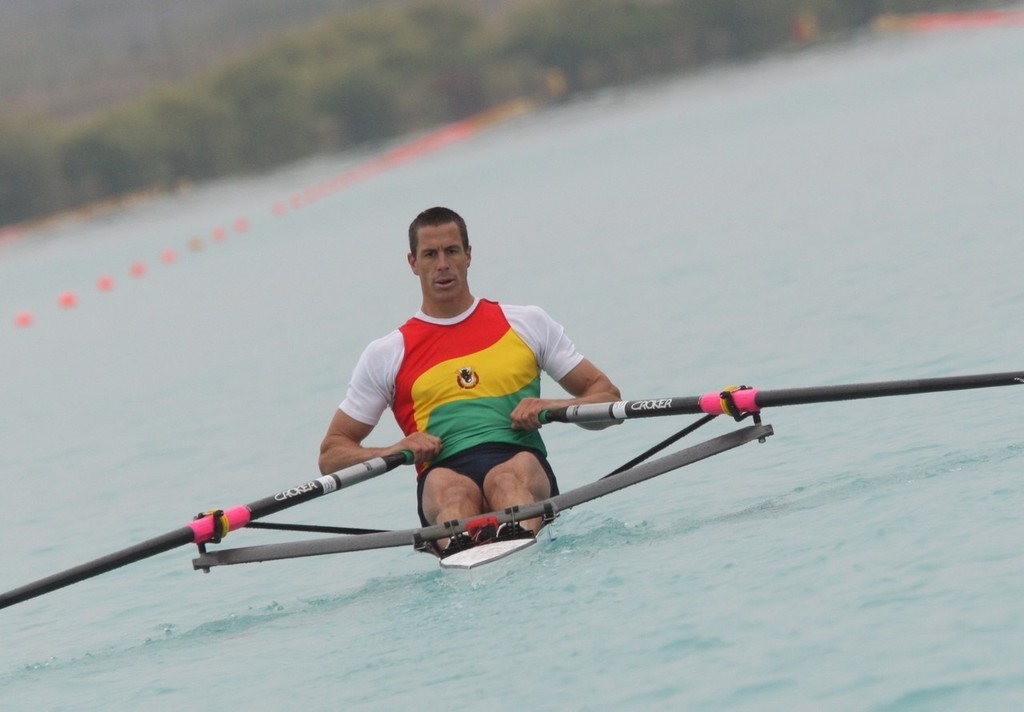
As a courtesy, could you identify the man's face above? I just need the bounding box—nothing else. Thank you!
[408,221,472,314]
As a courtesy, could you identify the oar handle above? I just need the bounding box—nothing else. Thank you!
[330,449,414,489]
[233,450,415,529]
[541,397,708,424]
[542,371,1024,424]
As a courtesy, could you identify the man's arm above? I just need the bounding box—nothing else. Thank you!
[318,409,442,475]
[509,358,621,431]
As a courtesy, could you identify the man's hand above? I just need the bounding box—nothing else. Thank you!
[510,397,558,431]
[394,431,443,463]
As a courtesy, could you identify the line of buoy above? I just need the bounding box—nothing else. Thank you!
[10,100,537,330]
[10,216,251,329]
[873,9,1024,32]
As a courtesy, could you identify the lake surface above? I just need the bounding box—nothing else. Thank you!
[2,21,1024,711]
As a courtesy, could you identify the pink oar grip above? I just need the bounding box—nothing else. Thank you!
[187,505,252,543]
[698,389,761,415]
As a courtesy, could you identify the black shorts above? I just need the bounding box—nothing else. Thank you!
[416,443,559,527]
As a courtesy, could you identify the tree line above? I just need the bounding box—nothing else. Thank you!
[0,0,996,227]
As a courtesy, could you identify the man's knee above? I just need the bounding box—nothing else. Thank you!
[422,469,483,521]
[485,454,549,502]
[442,482,483,509]
[484,466,522,491]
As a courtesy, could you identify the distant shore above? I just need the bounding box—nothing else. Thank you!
[0,1,1010,232]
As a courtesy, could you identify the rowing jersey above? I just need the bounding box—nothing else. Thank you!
[340,298,585,476]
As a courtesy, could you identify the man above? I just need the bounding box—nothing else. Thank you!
[319,207,620,554]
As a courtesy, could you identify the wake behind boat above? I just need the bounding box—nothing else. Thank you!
[2,370,1022,611]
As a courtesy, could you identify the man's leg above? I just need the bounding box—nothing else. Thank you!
[420,467,484,530]
[482,451,553,533]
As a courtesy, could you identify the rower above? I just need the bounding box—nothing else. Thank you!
[317,207,621,555]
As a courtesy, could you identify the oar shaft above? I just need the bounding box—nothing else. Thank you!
[0,527,194,610]
[755,372,1024,408]
[543,370,1024,423]
[0,451,413,611]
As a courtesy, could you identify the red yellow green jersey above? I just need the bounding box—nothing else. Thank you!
[340,298,584,476]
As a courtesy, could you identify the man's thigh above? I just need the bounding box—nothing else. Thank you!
[419,467,484,524]
[483,451,552,505]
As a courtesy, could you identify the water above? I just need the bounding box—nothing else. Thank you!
[3,24,1024,710]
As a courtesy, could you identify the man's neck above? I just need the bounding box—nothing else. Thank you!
[420,293,477,319]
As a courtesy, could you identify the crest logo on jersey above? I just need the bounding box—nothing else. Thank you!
[456,366,479,389]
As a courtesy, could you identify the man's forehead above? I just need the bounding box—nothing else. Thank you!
[416,223,463,248]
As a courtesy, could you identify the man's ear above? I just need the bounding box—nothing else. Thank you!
[408,252,418,274]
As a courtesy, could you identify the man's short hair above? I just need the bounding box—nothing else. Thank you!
[408,207,469,253]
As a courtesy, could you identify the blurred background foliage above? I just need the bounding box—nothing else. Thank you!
[0,0,1001,226]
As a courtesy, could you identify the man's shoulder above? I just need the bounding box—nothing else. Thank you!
[498,302,555,325]
[361,329,404,357]
[494,300,541,314]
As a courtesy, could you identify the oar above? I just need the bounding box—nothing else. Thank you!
[542,370,1024,425]
[0,451,412,610]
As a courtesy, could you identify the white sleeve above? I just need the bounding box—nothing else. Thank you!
[338,330,404,426]
[502,304,585,382]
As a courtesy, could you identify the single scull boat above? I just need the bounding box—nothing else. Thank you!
[1,370,1021,610]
